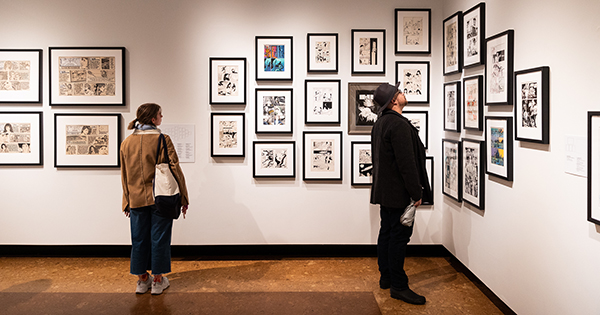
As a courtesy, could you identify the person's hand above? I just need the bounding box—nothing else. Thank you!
[124,210,130,218]
[414,199,422,208]
[182,205,189,219]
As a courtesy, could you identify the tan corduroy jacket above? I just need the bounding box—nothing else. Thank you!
[120,128,189,212]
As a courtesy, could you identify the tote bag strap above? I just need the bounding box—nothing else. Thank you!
[155,133,171,165]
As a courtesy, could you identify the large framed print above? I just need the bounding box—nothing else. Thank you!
[514,66,550,144]
[253,141,295,178]
[351,29,385,75]
[462,139,485,209]
[0,112,43,165]
[255,88,293,134]
[348,82,384,135]
[442,139,462,202]
[463,75,484,131]
[485,116,513,181]
[443,11,463,75]
[211,113,245,157]
[255,36,293,81]
[209,57,246,105]
[462,3,486,68]
[303,131,342,181]
[54,113,121,167]
[395,61,430,104]
[403,111,428,149]
[49,47,125,106]
[305,80,341,124]
[444,81,461,132]
[486,30,514,105]
[351,141,372,186]
[394,9,431,54]
[307,33,338,73]
[587,112,600,224]
[0,49,42,103]
[423,156,434,205]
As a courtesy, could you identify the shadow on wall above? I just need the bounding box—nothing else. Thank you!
[369,203,379,244]
[443,197,472,266]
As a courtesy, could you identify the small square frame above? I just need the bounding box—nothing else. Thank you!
[442,138,462,202]
[303,131,343,181]
[351,29,386,75]
[462,2,486,68]
[395,61,430,104]
[485,30,514,105]
[255,88,293,134]
[305,79,341,124]
[0,49,43,103]
[402,111,429,149]
[255,36,293,81]
[0,111,43,165]
[209,57,247,105]
[211,113,245,157]
[514,66,550,144]
[463,75,484,131]
[307,33,338,73]
[252,141,296,178]
[351,141,372,186]
[348,82,384,135]
[395,8,431,54]
[462,138,486,209]
[443,11,463,75]
[485,116,513,181]
[444,81,461,132]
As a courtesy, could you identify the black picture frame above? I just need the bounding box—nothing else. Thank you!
[423,156,434,205]
[307,33,339,73]
[255,36,293,81]
[351,141,372,186]
[485,116,513,181]
[462,138,486,210]
[442,138,462,202]
[302,131,343,181]
[587,112,600,225]
[209,57,247,105]
[443,11,463,75]
[514,66,550,144]
[444,81,461,132]
[394,8,431,54]
[351,29,386,75]
[462,2,486,68]
[347,82,385,135]
[0,49,43,104]
[252,141,296,178]
[402,111,429,149]
[395,61,430,104]
[0,111,43,166]
[211,112,245,157]
[304,79,341,124]
[485,30,514,105]
[463,75,484,131]
[255,88,293,134]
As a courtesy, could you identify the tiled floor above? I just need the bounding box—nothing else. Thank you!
[0,256,506,314]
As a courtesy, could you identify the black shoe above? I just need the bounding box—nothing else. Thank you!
[390,287,426,305]
[379,278,391,289]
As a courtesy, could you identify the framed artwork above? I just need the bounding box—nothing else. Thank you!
[395,9,431,54]
[351,29,386,75]
[348,82,384,135]
[423,156,434,205]
[255,36,293,81]
[443,11,463,75]
[211,113,245,157]
[462,3,486,68]
[304,80,341,124]
[54,113,121,167]
[49,47,125,106]
[0,49,42,103]
[252,141,295,178]
[463,75,484,131]
[403,111,428,149]
[442,139,462,202]
[255,88,293,134]
[209,57,246,105]
[462,139,486,210]
[307,33,338,73]
[587,112,600,224]
[485,30,514,105]
[0,112,43,165]
[485,116,513,181]
[303,131,342,181]
[395,61,430,104]
[351,141,372,186]
[444,81,461,132]
[514,66,550,144]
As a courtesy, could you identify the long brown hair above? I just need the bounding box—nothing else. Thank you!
[128,103,161,130]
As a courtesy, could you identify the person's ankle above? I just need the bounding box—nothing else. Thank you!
[153,275,162,282]
[140,273,149,281]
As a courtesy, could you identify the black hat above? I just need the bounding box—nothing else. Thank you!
[374,82,400,115]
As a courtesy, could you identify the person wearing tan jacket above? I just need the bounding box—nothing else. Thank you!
[120,103,189,295]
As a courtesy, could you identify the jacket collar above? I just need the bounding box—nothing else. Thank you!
[381,108,418,132]
[132,128,161,135]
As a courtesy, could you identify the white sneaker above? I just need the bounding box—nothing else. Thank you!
[135,276,152,294]
[151,276,170,295]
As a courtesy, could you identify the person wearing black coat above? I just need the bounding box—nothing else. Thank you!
[370,83,432,305]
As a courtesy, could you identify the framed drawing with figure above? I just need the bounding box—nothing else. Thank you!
[255,36,293,81]
[394,8,431,54]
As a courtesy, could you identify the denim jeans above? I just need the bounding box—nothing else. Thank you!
[377,205,414,290]
[130,205,173,275]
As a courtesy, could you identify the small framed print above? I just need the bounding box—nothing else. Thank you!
[0,49,42,103]
[462,3,486,68]
[486,30,514,105]
[403,111,428,149]
[351,141,372,186]
[0,112,43,165]
[348,82,384,135]
[255,88,293,134]
[351,29,386,75]
[307,33,338,73]
[395,61,430,104]
[303,131,342,181]
[485,116,513,181]
[54,113,121,168]
[395,8,431,54]
[211,113,245,157]
[442,139,462,202]
[209,57,246,105]
[443,11,463,75]
[444,81,461,132]
[49,47,125,106]
[462,139,485,210]
[423,156,434,205]
[588,112,600,224]
[253,141,295,178]
[463,75,484,131]
[255,36,293,81]
[305,80,341,124]
[514,66,550,144]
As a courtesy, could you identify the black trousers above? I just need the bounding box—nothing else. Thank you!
[377,205,414,290]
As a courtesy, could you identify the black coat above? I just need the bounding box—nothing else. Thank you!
[370,109,432,208]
